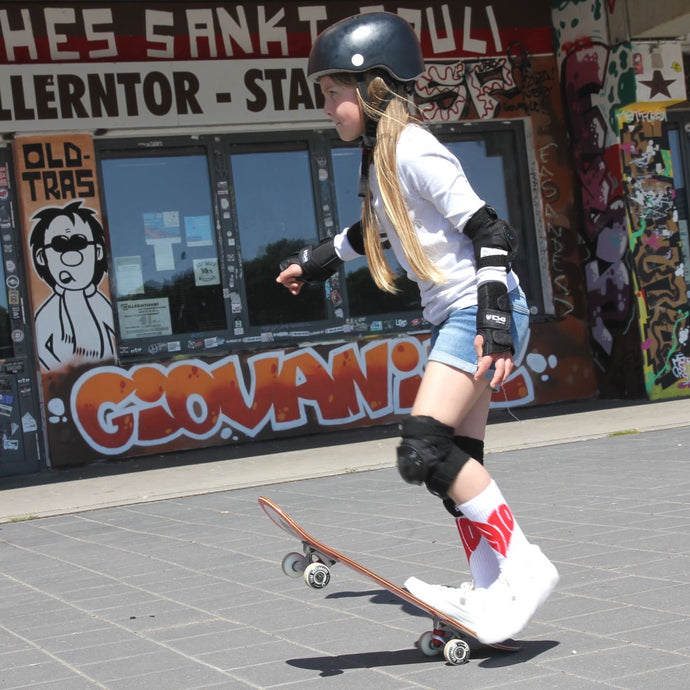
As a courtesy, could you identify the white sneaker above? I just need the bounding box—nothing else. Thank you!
[404,577,487,632]
[405,545,559,645]
[479,544,559,643]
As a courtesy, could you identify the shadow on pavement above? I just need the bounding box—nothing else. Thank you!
[286,639,560,677]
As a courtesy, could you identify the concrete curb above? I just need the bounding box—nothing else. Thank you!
[2,397,689,522]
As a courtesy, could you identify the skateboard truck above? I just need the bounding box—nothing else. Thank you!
[418,624,471,664]
[281,541,337,589]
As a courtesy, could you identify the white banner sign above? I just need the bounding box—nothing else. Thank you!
[0,59,326,132]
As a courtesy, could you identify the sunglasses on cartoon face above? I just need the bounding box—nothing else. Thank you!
[44,234,95,253]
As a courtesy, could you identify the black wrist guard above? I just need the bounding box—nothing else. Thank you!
[279,237,343,283]
[477,281,513,355]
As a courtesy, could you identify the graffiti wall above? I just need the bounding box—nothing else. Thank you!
[51,320,592,460]
[3,1,599,466]
[13,135,116,373]
[551,0,644,397]
[552,1,690,399]
[619,104,690,396]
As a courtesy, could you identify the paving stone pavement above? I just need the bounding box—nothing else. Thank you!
[1,421,689,688]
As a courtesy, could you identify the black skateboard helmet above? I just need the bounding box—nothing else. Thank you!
[307,12,424,84]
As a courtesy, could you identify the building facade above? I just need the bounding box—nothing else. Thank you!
[0,0,688,476]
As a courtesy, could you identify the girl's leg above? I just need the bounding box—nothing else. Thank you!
[413,365,518,587]
[447,388,501,588]
[404,360,559,643]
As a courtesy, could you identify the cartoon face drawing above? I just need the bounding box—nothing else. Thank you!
[29,200,114,371]
[35,214,104,292]
[30,200,108,293]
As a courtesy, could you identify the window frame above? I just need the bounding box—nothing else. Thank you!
[95,135,233,360]
[223,130,337,335]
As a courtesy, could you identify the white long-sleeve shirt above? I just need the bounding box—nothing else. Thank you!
[334,124,519,325]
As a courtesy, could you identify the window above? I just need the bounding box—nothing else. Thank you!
[99,146,227,348]
[95,121,541,357]
[228,143,327,327]
[329,122,542,317]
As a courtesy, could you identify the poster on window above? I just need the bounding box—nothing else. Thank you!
[114,256,145,296]
[117,298,173,339]
[184,215,213,247]
[143,211,181,243]
[193,258,220,286]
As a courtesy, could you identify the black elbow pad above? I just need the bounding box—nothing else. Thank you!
[464,205,518,270]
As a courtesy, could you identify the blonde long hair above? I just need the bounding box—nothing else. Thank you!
[332,73,445,292]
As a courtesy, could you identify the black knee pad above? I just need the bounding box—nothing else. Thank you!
[396,416,471,498]
[442,436,485,518]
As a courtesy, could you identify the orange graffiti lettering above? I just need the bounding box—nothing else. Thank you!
[72,339,426,454]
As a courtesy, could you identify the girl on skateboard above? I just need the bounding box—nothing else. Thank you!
[276,11,558,645]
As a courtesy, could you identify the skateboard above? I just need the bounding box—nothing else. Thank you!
[258,496,522,665]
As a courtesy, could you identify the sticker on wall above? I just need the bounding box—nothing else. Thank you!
[28,201,115,370]
[633,42,686,101]
[22,412,38,433]
[12,134,116,373]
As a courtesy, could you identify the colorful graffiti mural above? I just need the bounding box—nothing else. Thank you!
[551,0,645,396]
[34,332,548,461]
[619,105,690,396]
[552,0,690,399]
[13,135,116,373]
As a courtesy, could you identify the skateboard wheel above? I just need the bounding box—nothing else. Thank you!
[303,562,331,589]
[443,638,470,665]
[281,552,307,578]
[417,630,443,657]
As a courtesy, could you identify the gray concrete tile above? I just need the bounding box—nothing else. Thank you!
[615,662,690,690]
[0,660,80,688]
[539,644,687,683]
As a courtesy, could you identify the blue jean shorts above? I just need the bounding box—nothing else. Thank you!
[428,286,530,377]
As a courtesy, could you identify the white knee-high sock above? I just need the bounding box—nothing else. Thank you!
[456,480,530,576]
[454,517,500,588]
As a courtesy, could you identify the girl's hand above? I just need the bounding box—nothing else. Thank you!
[474,334,514,390]
[276,263,305,295]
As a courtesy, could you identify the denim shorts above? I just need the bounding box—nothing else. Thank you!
[428,286,530,377]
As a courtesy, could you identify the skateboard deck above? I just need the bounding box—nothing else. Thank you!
[258,496,521,664]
